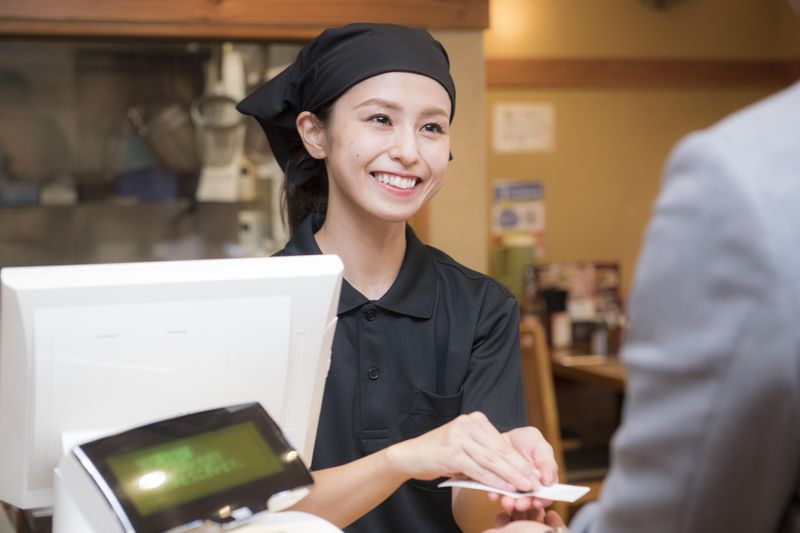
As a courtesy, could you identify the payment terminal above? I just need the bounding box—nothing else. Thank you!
[53,403,341,532]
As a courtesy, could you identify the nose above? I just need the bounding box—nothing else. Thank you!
[388,125,420,166]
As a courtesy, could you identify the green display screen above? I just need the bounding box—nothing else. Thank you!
[106,421,284,517]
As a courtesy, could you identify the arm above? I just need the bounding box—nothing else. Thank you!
[290,447,406,529]
[293,411,552,529]
[570,131,800,532]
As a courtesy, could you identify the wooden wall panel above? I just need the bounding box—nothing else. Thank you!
[487,58,800,89]
[0,0,488,39]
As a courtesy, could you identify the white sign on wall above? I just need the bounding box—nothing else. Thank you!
[492,103,555,153]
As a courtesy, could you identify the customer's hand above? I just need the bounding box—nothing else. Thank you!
[385,412,549,492]
[484,509,566,533]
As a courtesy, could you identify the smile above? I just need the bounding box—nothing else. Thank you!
[371,172,420,190]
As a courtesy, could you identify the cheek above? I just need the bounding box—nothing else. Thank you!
[425,145,451,178]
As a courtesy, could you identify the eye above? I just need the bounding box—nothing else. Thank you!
[421,122,446,134]
[368,114,392,126]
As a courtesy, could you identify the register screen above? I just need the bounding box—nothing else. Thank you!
[107,421,285,516]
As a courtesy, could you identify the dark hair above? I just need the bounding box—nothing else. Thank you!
[283,103,333,234]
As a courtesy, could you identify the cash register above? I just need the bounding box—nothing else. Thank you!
[54,403,341,532]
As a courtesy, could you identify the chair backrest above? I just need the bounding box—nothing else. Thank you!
[519,316,568,495]
[519,316,606,517]
[519,315,564,462]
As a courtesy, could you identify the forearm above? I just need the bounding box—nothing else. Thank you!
[289,447,408,529]
[452,487,505,533]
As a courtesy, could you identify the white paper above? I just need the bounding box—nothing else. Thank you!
[437,480,590,503]
[493,103,555,153]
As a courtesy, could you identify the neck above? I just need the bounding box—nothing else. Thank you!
[315,207,407,301]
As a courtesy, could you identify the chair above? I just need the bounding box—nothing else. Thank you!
[518,315,606,519]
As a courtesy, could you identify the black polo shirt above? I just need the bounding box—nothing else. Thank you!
[276,214,527,532]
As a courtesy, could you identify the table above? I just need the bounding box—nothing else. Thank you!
[551,352,626,392]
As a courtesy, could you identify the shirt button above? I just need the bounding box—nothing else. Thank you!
[367,367,380,380]
[362,305,377,321]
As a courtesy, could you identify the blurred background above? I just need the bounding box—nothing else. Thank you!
[1,0,796,296]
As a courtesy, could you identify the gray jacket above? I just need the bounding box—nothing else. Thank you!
[571,81,800,532]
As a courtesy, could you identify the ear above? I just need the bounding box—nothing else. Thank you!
[296,111,328,160]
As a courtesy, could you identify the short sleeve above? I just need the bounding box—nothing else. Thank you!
[460,286,527,433]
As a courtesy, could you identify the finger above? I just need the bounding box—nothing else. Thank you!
[461,438,536,492]
[513,496,534,513]
[465,414,540,482]
[451,449,518,491]
[494,512,511,527]
[509,427,559,485]
[529,443,559,486]
[545,510,566,528]
[500,495,517,513]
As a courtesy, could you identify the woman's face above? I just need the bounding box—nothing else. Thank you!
[315,71,452,226]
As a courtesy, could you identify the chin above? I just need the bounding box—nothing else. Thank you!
[369,206,420,225]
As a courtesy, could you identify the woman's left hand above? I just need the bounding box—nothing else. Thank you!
[488,426,559,513]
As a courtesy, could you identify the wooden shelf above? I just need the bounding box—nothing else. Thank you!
[487,58,800,89]
[0,0,488,39]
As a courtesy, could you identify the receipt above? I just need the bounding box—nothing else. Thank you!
[437,479,590,503]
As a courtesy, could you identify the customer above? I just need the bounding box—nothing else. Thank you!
[486,2,800,531]
[238,23,557,533]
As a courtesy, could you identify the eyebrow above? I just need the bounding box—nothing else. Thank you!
[355,98,449,120]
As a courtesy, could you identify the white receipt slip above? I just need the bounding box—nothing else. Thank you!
[438,480,590,503]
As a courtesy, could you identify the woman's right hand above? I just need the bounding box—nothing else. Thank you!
[384,411,550,493]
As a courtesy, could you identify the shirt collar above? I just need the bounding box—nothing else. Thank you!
[284,213,435,319]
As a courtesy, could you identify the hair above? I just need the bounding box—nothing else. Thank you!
[283,103,333,234]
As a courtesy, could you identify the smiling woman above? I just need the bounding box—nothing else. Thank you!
[237,23,558,533]
[297,72,451,232]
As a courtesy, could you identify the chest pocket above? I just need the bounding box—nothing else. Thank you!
[404,387,464,440]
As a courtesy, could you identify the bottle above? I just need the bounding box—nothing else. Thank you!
[591,319,608,356]
[551,311,572,350]
[540,288,571,350]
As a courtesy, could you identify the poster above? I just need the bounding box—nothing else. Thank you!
[492,103,555,153]
[492,180,545,257]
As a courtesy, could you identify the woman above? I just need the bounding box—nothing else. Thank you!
[238,23,556,532]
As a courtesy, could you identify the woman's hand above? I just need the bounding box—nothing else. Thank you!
[385,412,553,493]
[489,426,559,512]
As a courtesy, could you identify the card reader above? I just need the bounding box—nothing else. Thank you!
[54,403,341,532]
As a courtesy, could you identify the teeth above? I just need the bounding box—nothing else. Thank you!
[373,173,417,190]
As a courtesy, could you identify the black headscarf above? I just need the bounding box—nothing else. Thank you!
[237,23,456,186]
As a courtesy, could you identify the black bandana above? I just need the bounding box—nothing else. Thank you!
[237,23,456,186]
